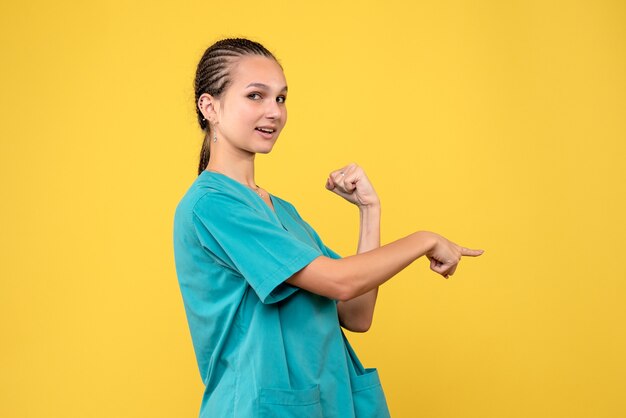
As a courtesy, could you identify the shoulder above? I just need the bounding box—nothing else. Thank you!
[175,173,252,224]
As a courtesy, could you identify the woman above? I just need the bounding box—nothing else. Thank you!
[173,38,483,418]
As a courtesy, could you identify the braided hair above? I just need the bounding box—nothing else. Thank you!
[194,38,278,175]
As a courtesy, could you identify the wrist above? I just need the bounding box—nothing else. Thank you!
[358,204,381,223]
[358,200,381,212]
[414,230,437,256]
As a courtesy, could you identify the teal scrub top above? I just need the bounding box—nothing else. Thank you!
[173,170,390,418]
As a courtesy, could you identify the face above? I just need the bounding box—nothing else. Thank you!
[212,55,288,155]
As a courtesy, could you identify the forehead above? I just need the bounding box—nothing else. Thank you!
[230,55,286,89]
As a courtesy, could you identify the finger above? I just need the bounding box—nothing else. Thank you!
[341,164,355,181]
[431,261,448,276]
[325,177,335,190]
[343,166,361,192]
[440,264,454,277]
[330,173,341,188]
[329,166,345,179]
[342,162,357,175]
[343,175,357,192]
[345,163,359,175]
[460,248,485,257]
[332,168,355,193]
[331,169,347,186]
[429,257,438,271]
[428,256,443,272]
[446,264,458,277]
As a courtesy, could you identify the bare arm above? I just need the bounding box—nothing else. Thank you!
[287,229,483,301]
[287,163,483,328]
[336,203,381,332]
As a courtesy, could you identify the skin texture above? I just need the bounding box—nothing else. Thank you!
[197,55,484,333]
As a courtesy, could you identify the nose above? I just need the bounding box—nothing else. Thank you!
[265,99,282,120]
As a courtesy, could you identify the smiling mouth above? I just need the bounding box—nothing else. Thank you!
[255,127,275,134]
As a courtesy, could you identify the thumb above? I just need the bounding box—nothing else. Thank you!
[325,177,335,190]
[460,247,484,257]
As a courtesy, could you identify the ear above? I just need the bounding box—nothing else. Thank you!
[198,93,220,124]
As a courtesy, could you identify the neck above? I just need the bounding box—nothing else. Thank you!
[205,147,257,189]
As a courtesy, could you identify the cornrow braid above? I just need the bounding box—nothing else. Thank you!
[194,38,278,175]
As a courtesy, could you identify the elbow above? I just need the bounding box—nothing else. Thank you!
[295,256,364,302]
[335,281,360,302]
[339,307,374,333]
[348,320,372,333]
[333,264,363,302]
[335,287,353,303]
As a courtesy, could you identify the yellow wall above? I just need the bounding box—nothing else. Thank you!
[1,1,625,417]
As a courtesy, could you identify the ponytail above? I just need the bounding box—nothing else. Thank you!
[198,131,211,175]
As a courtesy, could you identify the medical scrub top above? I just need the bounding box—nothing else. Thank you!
[173,170,390,418]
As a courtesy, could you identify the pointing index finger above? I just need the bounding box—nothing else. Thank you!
[461,248,484,257]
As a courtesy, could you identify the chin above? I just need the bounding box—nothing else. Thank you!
[256,147,275,155]
[256,142,278,154]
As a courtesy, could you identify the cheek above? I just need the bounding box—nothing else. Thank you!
[242,104,260,122]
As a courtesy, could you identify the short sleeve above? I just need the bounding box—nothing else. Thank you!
[282,201,343,260]
[192,192,323,304]
[321,243,342,260]
[282,203,344,304]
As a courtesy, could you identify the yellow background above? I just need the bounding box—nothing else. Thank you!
[1,0,625,417]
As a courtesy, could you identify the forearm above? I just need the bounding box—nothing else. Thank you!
[356,203,381,252]
[289,230,436,301]
[337,204,381,331]
[337,230,432,299]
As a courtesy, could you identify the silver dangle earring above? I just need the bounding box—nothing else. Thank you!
[213,133,217,143]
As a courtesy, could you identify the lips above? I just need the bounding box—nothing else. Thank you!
[255,127,276,134]
[255,126,277,139]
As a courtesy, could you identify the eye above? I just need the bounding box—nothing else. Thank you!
[247,93,262,100]
[276,95,287,104]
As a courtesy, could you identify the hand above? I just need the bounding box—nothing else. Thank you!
[325,163,380,208]
[422,231,484,279]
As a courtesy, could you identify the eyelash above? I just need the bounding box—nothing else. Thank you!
[248,93,287,103]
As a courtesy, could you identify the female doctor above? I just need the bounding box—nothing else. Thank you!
[173,38,484,418]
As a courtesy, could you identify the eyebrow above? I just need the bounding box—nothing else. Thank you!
[245,82,288,92]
